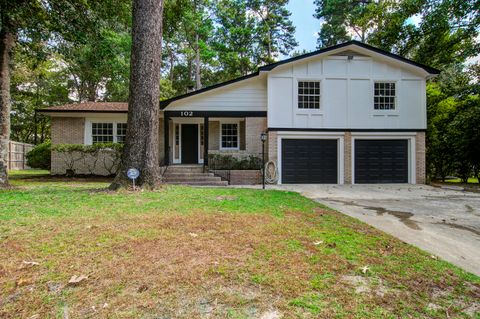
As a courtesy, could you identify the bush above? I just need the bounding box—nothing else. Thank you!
[208,154,262,170]
[26,142,51,170]
[51,143,123,176]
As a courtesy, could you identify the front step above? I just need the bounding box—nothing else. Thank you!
[166,180,228,186]
[163,165,227,186]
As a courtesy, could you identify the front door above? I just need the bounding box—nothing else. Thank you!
[181,124,198,164]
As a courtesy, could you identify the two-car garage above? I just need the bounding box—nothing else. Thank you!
[279,134,413,184]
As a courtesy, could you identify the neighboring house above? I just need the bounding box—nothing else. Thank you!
[38,40,439,184]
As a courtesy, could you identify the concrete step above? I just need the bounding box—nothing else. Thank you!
[164,172,214,177]
[165,176,223,183]
[167,167,204,173]
[166,180,228,186]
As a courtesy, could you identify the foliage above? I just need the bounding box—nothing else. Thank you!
[426,64,480,183]
[52,143,123,176]
[313,0,480,69]
[208,153,262,170]
[26,142,51,170]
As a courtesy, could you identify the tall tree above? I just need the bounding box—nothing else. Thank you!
[0,16,14,187]
[111,0,164,189]
[249,0,297,64]
[1,0,46,188]
[214,0,258,78]
[314,0,480,69]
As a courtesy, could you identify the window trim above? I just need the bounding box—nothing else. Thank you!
[373,81,397,111]
[219,120,240,151]
[85,119,127,145]
[297,79,321,110]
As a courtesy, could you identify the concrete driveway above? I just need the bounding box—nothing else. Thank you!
[273,184,480,276]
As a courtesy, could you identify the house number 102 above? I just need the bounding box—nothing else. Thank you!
[180,111,193,117]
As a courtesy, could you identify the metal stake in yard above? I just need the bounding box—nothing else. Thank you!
[260,132,267,190]
[127,168,140,190]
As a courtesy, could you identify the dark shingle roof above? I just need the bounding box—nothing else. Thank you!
[37,102,128,113]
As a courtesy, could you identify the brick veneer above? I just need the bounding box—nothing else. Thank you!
[51,117,85,144]
[267,131,277,163]
[344,131,352,184]
[416,131,426,184]
[51,117,86,175]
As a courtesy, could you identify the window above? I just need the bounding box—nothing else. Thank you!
[374,82,396,110]
[116,123,127,143]
[298,81,320,109]
[174,124,180,160]
[91,122,126,144]
[221,123,239,149]
[200,124,204,160]
[92,123,113,144]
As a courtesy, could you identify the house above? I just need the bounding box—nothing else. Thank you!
[38,40,439,184]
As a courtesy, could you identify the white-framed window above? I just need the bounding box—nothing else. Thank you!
[91,121,127,144]
[220,122,239,150]
[298,81,320,109]
[374,82,396,110]
[116,123,127,143]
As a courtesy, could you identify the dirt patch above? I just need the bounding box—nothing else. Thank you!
[340,275,390,297]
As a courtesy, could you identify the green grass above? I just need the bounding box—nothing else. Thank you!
[1,172,479,318]
[7,169,50,177]
[443,177,479,184]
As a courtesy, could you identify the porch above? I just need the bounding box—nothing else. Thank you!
[161,111,267,167]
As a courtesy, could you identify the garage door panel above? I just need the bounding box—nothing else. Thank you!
[354,139,408,183]
[282,139,338,184]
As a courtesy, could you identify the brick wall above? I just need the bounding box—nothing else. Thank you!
[267,131,277,163]
[209,121,220,150]
[245,117,267,155]
[51,117,85,144]
[212,169,261,185]
[344,131,352,184]
[416,131,426,184]
[51,117,85,175]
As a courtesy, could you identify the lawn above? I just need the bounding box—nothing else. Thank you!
[1,172,479,318]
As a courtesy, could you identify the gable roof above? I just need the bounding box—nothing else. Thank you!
[160,40,440,108]
[37,102,128,113]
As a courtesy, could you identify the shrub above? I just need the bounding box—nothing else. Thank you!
[51,143,123,176]
[208,154,262,170]
[26,142,51,170]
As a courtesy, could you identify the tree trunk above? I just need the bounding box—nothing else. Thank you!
[0,29,14,188]
[194,33,201,90]
[110,0,164,190]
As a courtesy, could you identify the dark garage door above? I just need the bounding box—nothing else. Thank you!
[354,139,408,183]
[282,139,338,184]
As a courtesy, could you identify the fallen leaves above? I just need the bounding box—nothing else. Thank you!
[361,266,370,274]
[68,275,88,286]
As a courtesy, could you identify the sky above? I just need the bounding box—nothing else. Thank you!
[287,0,319,54]
[286,1,479,64]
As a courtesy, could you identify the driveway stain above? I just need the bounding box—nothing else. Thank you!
[436,222,480,237]
[366,206,421,230]
[325,199,421,230]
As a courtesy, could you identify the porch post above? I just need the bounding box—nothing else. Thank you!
[204,116,209,166]
[164,114,169,165]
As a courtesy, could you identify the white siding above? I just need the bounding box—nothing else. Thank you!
[165,77,267,111]
[267,51,427,129]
